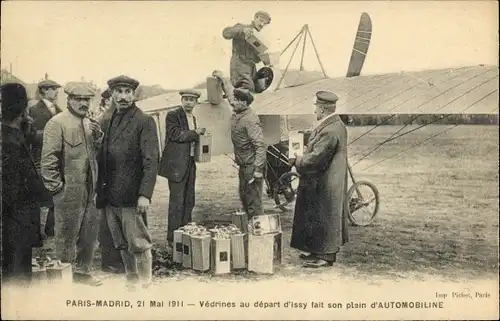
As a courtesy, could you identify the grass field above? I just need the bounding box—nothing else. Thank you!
[39,125,499,283]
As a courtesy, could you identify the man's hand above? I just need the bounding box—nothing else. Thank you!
[212,70,224,80]
[195,128,206,135]
[137,196,150,214]
[248,171,263,184]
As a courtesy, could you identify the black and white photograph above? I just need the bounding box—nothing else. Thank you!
[1,0,498,320]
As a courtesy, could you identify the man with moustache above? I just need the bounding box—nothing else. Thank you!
[212,71,267,218]
[289,91,349,268]
[41,82,103,285]
[1,83,45,286]
[29,79,63,238]
[96,75,159,290]
[222,10,272,92]
[158,89,207,247]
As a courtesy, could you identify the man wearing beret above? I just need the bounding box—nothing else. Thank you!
[1,83,46,286]
[158,89,207,247]
[289,90,349,268]
[96,75,159,290]
[29,79,63,238]
[222,10,272,92]
[212,71,267,218]
[41,82,104,285]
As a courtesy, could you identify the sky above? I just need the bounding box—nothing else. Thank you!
[1,0,498,90]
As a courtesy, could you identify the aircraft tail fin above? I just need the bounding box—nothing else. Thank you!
[346,12,372,77]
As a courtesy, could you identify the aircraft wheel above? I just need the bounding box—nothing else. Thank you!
[273,172,300,212]
[347,181,380,226]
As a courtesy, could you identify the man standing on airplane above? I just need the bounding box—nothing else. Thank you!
[96,75,159,290]
[158,90,206,247]
[29,79,63,238]
[289,90,350,268]
[213,70,267,218]
[222,10,271,92]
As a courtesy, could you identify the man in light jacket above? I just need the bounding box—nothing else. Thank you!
[41,82,103,285]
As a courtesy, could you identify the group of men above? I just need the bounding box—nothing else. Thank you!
[2,76,159,289]
[1,9,350,287]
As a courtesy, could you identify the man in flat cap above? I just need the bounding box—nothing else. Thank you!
[96,75,159,290]
[289,90,349,268]
[41,82,104,285]
[222,10,272,92]
[1,83,46,286]
[95,89,113,120]
[213,71,267,218]
[29,79,62,238]
[158,89,207,247]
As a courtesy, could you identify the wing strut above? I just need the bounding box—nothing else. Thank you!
[276,24,328,90]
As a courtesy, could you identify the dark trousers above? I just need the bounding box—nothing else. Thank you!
[98,209,124,272]
[44,206,55,236]
[167,158,196,243]
[2,243,33,286]
[238,165,264,218]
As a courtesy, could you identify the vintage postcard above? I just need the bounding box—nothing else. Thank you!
[1,0,498,320]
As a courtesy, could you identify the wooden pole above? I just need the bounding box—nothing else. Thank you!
[299,25,308,71]
[275,28,305,91]
[306,27,328,78]
[280,25,306,57]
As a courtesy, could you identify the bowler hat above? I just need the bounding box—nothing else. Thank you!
[1,83,29,121]
[101,89,111,99]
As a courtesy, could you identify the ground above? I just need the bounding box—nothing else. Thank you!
[39,125,499,283]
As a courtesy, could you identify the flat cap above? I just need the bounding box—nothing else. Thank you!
[101,89,111,99]
[1,83,29,119]
[107,75,140,90]
[233,88,254,105]
[179,89,201,99]
[64,82,96,98]
[255,10,271,23]
[38,79,61,89]
[315,90,338,105]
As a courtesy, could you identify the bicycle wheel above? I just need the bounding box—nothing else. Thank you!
[346,181,380,226]
[273,172,300,212]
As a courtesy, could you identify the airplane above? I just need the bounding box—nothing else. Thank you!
[135,12,498,225]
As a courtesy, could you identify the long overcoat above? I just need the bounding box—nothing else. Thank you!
[290,114,350,255]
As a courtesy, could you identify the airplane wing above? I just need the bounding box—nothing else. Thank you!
[251,65,499,115]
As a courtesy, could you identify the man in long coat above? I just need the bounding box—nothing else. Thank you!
[290,90,349,268]
[222,11,272,92]
[96,75,159,290]
[1,83,45,286]
[29,79,63,238]
[158,89,206,247]
[41,82,103,285]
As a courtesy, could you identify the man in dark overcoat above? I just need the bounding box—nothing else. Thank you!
[1,83,45,286]
[28,79,63,238]
[222,11,272,92]
[158,89,206,247]
[96,75,159,290]
[289,90,350,268]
